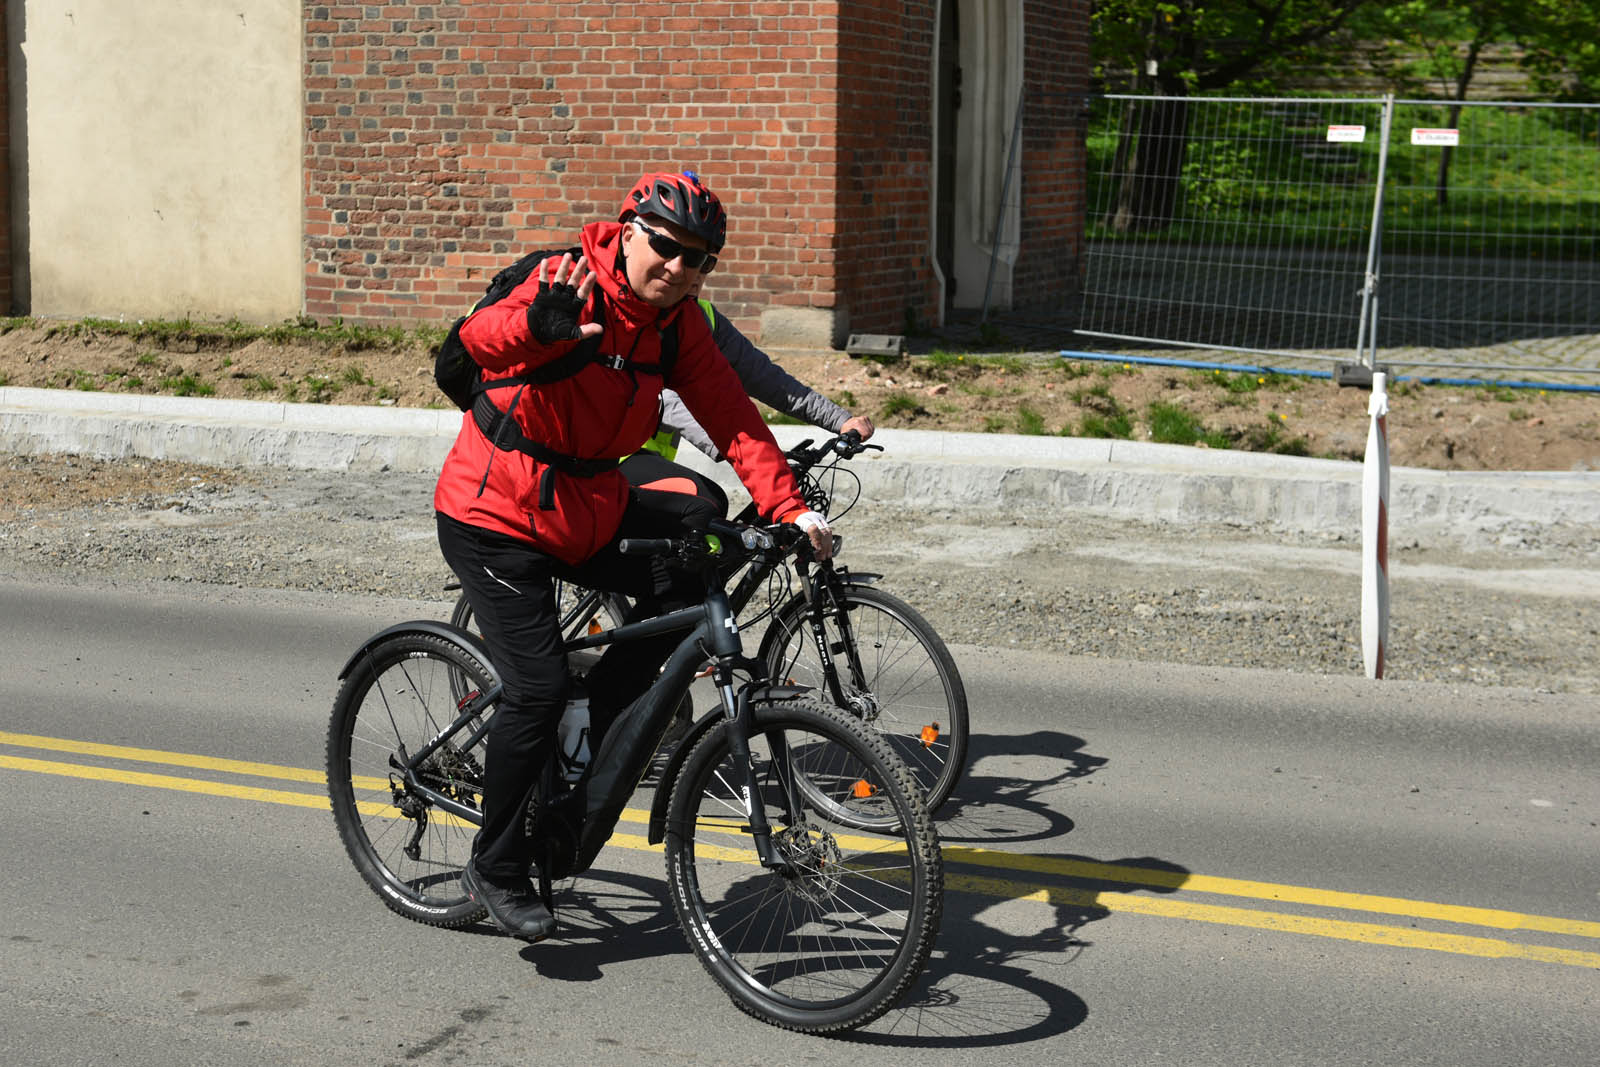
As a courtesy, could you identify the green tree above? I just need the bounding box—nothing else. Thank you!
[1344,1,1600,203]
[1092,1,1373,230]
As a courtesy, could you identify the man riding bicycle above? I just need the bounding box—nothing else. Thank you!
[434,171,831,942]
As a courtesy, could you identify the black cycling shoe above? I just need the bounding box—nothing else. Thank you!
[462,861,556,942]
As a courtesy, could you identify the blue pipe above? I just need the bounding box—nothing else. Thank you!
[1057,349,1600,394]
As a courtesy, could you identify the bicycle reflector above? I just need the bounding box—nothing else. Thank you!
[852,779,878,799]
[920,723,941,748]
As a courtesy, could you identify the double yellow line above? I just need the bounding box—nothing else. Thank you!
[3,728,1597,970]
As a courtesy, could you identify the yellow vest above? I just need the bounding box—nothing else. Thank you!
[636,299,717,461]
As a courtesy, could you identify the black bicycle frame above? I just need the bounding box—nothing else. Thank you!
[395,580,803,874]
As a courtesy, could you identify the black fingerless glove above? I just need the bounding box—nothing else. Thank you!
[526,280,588,344]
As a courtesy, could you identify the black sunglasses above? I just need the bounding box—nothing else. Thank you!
[631,218,717,272]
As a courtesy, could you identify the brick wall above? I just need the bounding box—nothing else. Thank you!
[0,3,11,315]
[834,1,938,336]
[1016,0,1090,312]
[303,2,1089,339]
[304,2,845,336]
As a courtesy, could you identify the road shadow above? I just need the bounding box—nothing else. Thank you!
[507,869,687,981]
[847,853,1190,1047]
[935,729,1109,845]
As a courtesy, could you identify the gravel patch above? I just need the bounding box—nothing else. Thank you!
[1,461,1595,695]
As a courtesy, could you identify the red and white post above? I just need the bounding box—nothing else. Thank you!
[1361,371,1390,679]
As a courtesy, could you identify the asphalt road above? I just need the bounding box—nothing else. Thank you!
[2,577,1597,1066]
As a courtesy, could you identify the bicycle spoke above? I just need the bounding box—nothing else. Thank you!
[665,699,939,1031]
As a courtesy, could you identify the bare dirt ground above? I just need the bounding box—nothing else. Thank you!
[2,319,1597,489]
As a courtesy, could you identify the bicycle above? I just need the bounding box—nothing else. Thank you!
[446,431,970,815]
[327,515,944,1033]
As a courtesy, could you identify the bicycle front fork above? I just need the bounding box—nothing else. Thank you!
[708,661,805,875]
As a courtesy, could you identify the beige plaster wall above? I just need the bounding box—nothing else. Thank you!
[13,1,300,322]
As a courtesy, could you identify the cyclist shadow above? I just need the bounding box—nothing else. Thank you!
[849,853,1191,1047]
[933,730,1109,846]
[511,869,686,981]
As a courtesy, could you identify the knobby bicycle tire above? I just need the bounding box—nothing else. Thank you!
[760,584,969,822]
[327,631,491,928]
[663,697,943,1033]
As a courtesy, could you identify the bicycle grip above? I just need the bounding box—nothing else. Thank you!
[618,537,675,557]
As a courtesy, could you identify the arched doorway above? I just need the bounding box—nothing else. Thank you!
[932,0,1024,320]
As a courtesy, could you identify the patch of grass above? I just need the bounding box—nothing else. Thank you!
[764,411,806,426]
[1148,401,1231,448]
[1193,369,1301,395]
[341,364,374,386]
[0,372,9,386]
[1015,405,1047,435]
[1481,384,1518,403]
[836,389,857,408]
[1240,414,1311,456]
[70,370,101,391]
[136,352,161,367]
[881,392,927,419]
[243,375,277,394]
[923,351,1032,374]
[1508,406,1530,422]
[1079,411,1134,439]
[28,313,444,355]
[160,374,214,397]
[922,350,968,372]
[303,375,340,403]
[1070,381,1119,411]
[982,415,1008,433]
[1056,359,1094,380]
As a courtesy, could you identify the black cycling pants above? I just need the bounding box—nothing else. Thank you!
[618,450,729,517]
[436,486,718,882]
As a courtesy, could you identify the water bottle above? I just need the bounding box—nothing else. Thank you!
[556,686,591,784]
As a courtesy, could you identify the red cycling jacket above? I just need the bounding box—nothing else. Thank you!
[433,219,806,565]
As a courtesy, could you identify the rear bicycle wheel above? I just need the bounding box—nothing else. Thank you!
[761,585,969,818]
[326,631,494,927]
[663,698,942,1033]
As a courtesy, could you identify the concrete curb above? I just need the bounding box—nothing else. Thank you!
[3,385,1597,544]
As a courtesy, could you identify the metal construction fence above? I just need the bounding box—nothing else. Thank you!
[1076,95,1600,383]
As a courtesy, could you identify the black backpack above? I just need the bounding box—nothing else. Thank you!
[434,247,578,410]
[431,247,681,410]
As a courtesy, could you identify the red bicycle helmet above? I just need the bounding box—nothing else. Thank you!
[619,171,727,253]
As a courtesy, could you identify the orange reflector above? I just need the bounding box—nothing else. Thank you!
[852,779,878,799]
[586,619,603,636]
[920,723,941,748]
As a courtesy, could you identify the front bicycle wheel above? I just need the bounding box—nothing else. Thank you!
[761,585,969,816]
[663,698,942,1034]
[327,631,493,927]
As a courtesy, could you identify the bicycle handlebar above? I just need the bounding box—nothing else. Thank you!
[787,429,883,469]
[618,518,794,565]
[617,537,676,557]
